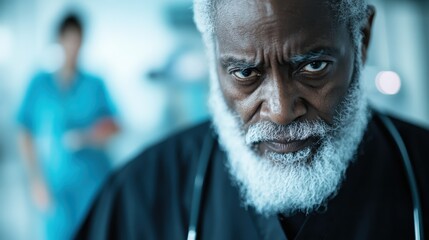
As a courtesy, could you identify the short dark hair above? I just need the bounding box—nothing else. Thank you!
[58,13,83,37]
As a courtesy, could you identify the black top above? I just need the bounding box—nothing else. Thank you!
[75,115,429,240]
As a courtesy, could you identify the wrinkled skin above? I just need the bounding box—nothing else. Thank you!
[214,0,374,155]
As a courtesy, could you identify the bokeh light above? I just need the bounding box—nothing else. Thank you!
[375,71,401,95]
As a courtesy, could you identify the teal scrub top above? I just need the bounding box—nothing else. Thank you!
[18,70,115,239]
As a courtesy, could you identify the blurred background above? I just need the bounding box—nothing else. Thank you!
[0,0,428,239]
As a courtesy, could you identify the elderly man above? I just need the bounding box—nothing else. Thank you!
[76,0,428,239]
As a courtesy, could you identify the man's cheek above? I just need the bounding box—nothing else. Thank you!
[219,85,235,109]
[218,77,242,109]
[311,85,350,124]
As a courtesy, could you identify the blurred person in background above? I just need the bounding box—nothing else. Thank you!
[17,12,119,240]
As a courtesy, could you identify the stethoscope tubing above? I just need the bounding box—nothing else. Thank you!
[377,113,424,240]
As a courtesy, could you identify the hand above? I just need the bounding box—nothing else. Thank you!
[31,178,52,212]
[91,118,119,146]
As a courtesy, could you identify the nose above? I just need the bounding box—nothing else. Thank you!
[259,73,307,125]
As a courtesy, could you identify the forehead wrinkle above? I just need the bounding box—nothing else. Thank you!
[276,44,286,65]
[249,16,278,41]
[219,51,261,67]
[259,46,275,69]
[257,0,276,19]
[215,0,348,69]
[220,56,257,69]
[263,1,274,16]
[289,50,329,64]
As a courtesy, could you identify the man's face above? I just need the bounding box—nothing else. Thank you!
[215,0,354,159]
[208,0,371,215]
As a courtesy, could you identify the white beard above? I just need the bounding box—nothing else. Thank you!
[209,66,370,216]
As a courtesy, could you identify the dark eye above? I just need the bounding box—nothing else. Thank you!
[302,61,328,73]
[231,68,261,80]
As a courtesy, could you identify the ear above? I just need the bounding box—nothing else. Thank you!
[360,5,376,65]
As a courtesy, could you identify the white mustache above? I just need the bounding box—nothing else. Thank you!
[245,120,331,145]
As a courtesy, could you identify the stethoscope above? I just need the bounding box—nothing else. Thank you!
[186,113,425,240]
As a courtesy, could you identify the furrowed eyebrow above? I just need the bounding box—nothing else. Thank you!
[219,48,338,69]
[289,49,336,65]
[220,56,257,69]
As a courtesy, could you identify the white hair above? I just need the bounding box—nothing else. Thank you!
[194,0,369,51]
